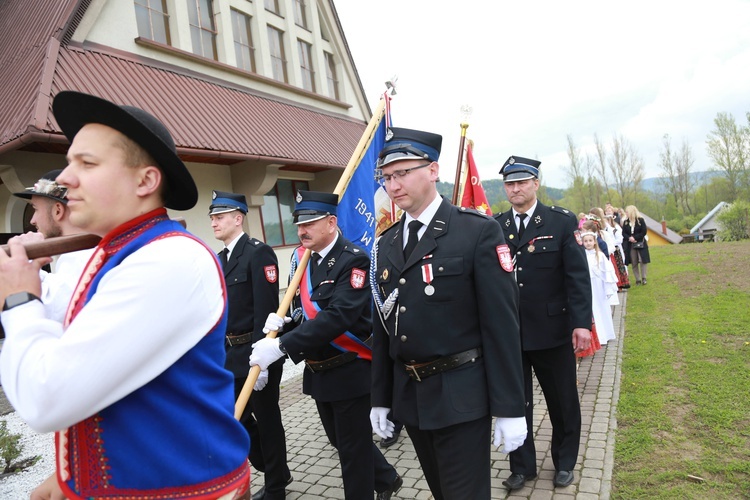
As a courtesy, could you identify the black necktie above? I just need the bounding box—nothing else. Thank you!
[517,213,527,240]
[219,248,228,269]
[404,220,423,259]
[311,252,320,274]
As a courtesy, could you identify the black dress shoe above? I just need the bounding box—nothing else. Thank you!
[502,472,536,490]
[553,470,574,487]
[376,474,403,500]
[379,429,401,448]
[252,475,293,500]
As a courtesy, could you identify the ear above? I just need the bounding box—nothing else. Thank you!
[135,166,162,198]
[428,161,440,181]
[53,201,66,222]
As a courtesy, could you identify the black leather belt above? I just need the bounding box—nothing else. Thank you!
[226,332,253,347]
[305,351,358,373]
[403,347,482,382]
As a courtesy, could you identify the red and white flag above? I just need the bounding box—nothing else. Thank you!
[460,141,492,215]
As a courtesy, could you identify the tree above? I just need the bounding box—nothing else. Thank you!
[659,135,696,216]
[706,112,748,201]
[593,133,610,206]
[675,139,696,215]
[608,134,644,205]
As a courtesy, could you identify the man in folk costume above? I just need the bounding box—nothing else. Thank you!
[209,190,292,500]
[250,191,402,500]
[493,156,592,490]
[369,127,527,499]
[12,169,94,322]
[0,91,251,499]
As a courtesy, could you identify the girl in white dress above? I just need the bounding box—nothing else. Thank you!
[581,231,619,345]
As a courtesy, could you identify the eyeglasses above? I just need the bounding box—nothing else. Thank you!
[374,163,432,187]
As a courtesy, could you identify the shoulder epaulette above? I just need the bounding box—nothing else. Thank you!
[457,206,491,219]
[549,205,575,218]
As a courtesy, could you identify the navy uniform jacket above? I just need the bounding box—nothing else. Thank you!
[371,198,525,430]
[493,203,592,351]
[280,234,373,403]
[223,233,280,378]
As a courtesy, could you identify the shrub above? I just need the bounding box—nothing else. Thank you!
[716,201,750,241]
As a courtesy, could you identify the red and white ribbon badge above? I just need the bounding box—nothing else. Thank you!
[421,263,434,285]
[496,244,513,272]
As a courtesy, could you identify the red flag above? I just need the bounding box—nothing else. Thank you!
[460,142,492,215]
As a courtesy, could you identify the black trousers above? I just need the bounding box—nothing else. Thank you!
[406,416,491,500]
[509,343,581,475]
[236,358,290,500]
[315,394,398,500]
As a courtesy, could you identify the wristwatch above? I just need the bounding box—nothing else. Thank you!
[3,292,41,312]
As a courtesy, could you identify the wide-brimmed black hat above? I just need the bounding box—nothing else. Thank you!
[13,169,67,204]
[52,91,198,210]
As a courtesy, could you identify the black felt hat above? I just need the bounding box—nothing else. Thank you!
[13,169,67,203]
[52,91,198,210]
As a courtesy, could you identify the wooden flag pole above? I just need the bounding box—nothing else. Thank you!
[234,96,389,419]
[1,218,187,259]
[451,121,469,205]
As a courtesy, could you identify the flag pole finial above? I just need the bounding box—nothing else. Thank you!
[385,75,398,96]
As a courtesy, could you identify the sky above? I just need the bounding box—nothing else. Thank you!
[333,0,750,189]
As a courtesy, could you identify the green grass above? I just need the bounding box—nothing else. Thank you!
[612,242,750,499]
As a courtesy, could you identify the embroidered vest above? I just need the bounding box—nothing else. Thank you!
[57,209,249,499]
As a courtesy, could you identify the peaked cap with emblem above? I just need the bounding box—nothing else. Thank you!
[293,190,338,224]
[14,169,67,204]
[376,127,442,168]
[208,190,248,215]
[500,155,541,182]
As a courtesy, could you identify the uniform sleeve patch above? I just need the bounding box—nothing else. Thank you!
[264,265,278,283]
[496,244,513,272]
[350,268,366,288]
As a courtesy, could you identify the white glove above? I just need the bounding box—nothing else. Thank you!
[370,407,395,440]
[493,417,528,453]
[249,337,284,371]
[262,313,292,334]
[254,369,269,391]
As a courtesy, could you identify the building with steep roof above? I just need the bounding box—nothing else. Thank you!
[0,0,376,270]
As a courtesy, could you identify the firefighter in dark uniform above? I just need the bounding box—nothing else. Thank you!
[369,128,527,500]
[492,157,592,491]
[208,190,291,500]
[249,191,402,500]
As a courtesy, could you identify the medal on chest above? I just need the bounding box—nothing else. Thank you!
[422,263,435,296]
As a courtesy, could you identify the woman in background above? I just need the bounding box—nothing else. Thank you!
[621,205,651,285]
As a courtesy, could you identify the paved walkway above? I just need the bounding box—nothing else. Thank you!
[0,293,627,499]
[255,291,627,499]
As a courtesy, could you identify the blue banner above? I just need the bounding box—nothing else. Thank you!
[337,117,389,253]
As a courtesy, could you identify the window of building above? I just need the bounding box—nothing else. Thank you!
[298,40,315,92]
[293,0,308,29]
[264,0,280,15]
[267,26,288,83]
[261,180,309,247]
[134,0,170,44]
[324,52,339,100]
[231,9,255,72]
[318,8,330,41]
[187,0,217,60]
